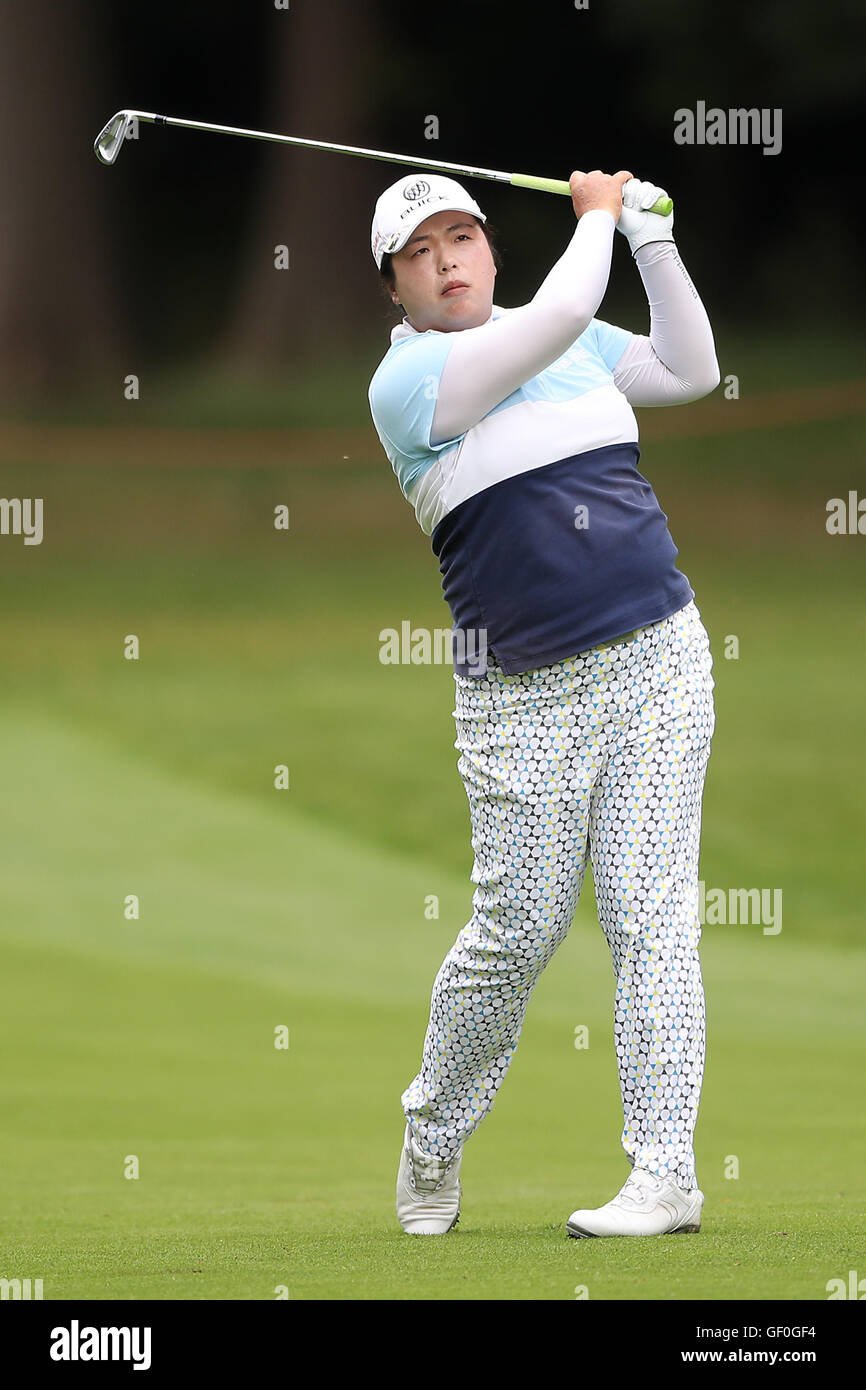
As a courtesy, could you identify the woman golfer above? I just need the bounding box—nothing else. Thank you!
[368,168,719,1237]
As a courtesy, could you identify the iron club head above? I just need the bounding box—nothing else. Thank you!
[94,110,134,165]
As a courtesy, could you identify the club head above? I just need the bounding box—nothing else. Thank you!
[94,110,133,165]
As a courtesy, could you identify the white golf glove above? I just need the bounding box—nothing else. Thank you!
[617,178,674,256]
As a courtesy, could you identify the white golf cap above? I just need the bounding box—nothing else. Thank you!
[371,172,486,269]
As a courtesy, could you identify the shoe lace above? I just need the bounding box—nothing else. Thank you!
[619,1169,663,1206]
[410,1143,456,1193]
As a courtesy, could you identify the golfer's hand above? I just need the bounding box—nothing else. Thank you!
[616,178,675,256]
[569,170,633,223]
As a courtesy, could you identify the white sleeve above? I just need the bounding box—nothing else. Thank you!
[611,241,720,406]
[430,209,616,445]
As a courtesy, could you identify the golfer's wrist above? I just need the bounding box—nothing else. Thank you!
[633,238,678,266]
[577,207,617,228]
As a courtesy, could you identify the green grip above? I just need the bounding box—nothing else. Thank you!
[511,172,574,196]
[511,172,672,217]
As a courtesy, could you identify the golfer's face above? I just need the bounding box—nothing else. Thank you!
[390,210,496,332]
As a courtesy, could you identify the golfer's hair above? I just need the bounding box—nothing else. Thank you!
[378,217,502,310]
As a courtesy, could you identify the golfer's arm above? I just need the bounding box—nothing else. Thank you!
[611,241,720,405]
[430,210,616,444]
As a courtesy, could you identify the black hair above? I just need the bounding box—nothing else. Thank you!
[378,217,502,311]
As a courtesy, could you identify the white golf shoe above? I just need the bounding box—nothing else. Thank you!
[396,1124,462,1234]
[566,1166,704,1238]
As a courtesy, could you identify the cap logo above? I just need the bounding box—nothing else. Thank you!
[403,179,431,201]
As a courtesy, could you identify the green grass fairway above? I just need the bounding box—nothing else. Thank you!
[1,401,865,1299]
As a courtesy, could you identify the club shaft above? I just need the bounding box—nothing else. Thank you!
[127,111,514,186]
[98,110,674,215]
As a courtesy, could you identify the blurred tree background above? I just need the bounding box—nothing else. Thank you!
[0,0,862,410]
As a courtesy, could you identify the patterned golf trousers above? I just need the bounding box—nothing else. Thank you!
[402,599,716,1191]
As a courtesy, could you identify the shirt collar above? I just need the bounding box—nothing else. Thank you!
[390,304,509,345]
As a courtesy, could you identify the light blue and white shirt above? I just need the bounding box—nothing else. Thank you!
[368,222,719,676]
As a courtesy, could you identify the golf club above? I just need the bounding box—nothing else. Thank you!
[93,109,674,215]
